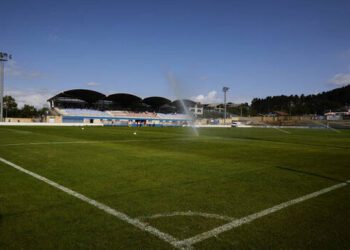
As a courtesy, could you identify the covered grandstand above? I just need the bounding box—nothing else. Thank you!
[48,89,107,109]
[48,89,195,126]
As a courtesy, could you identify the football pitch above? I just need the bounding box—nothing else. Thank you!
[0,126,349,249]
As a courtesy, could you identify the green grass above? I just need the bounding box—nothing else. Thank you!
[0,126,349,249]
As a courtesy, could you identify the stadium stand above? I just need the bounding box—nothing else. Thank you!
[106,111,158,118]
[48,89,194,125]
[59,108,112,117]
[157,113,190,120]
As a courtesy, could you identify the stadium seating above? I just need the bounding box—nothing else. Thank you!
[58,108,112,117]
[157,113,190,120]
[106,111,158,118]
[55,108,191,121]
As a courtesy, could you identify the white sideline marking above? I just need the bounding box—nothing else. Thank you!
[0,137,193,147]
[0,141,98,146]
[176,181,349,248]
[272,127,291,134]
[258,121,291,134]
[138,211,234,222]
[0,157,186,250]
[310,121,341,133]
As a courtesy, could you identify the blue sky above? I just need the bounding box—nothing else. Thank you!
[1,0,350,107]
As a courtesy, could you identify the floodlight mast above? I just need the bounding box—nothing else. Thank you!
[0,52,12,122]
[222,86,229,125]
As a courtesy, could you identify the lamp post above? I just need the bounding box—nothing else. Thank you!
[222,86,229,125]
[0,52,12,122]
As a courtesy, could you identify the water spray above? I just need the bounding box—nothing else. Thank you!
[166,72,199,136]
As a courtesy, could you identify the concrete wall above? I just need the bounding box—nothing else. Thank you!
[231,116,315,124]
[197,116,317,126]
[0,122,103,126]
[4,116,63,124]
[4,117,34,123]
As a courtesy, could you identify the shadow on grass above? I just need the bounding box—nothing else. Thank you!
[236,136,350,150]
[276,166,345,183]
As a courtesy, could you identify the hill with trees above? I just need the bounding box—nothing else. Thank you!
[251,85,350,115]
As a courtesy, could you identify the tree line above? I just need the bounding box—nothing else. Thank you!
[250,85,350,115]
[2,96,49,118]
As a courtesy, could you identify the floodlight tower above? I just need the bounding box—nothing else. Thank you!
[222,86,229,125]
[0,52,12,122]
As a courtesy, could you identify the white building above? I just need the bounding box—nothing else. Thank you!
[189,103,203,117]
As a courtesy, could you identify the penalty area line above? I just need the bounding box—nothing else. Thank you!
[177,180,349,248]
[0,156,186,250]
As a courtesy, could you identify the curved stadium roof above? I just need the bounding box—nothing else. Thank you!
[143,96,171,111]
[48,89,106,104]
[106,93,142,105]
[48,90,198,113]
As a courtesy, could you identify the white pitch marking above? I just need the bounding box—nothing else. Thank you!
[258,121,291,134]
[273,127,291,134]
[2,155,348,250]
[0,137,193,147]
[138,211,235,222]
[0,141,98,147]
[0,157,187,250]
[326,126,341,133]
[310,120,341,133]
[264,126,291,134]
[176,181,349,248]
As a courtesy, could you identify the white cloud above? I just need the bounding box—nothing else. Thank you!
[231,96,253,104]
[329,73,350,87]
[5,89,56,108]
[85,82,100,87]
[192,91,253,104]
[192,90,220,103]
[4,61,45,80]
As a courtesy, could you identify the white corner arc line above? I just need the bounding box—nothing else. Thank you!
[177,181,348,247]
[0,157,187,250]
[138,211,235,222]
